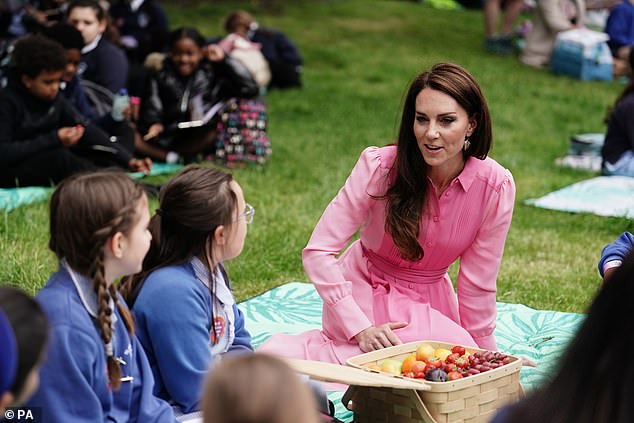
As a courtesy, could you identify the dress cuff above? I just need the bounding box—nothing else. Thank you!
[330,295,372,341]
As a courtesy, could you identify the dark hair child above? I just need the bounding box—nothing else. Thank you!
[120,166,254,413]
[136,27,258,163]
[0,287,48,409]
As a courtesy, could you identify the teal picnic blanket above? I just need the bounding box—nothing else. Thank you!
[525,175,634,218]
[0,163,183,212]
[239,282,584,422]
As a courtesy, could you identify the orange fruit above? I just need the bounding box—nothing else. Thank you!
[401,354,417,374]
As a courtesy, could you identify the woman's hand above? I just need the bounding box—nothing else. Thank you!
[354,322,408,353]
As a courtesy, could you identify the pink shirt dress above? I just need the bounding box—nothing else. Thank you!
[258,145,515,364]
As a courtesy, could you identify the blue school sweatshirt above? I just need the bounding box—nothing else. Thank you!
[598,232,634,276]
[132,258,253,414]
[27,262,176,422]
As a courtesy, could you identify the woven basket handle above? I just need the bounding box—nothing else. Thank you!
[410,389,438,423]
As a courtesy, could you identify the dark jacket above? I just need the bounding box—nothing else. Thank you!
[603,92,634,165]
[140,55,258,134]
[109,0,170,62]
[251,27,303,88]
[0,76,132,167]
[80,37,129,94]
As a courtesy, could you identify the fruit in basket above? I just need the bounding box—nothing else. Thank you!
[379,359,403,375]
[433,348,452,361]
[451,345,466,355]
[424,357,443,368]
[445,352,460,363]
[447,371,464,380]
[454,357,469,369]
[399,344,514,382]
[425,368,448,382]
[416,343,436,361]
[411,361,427,378]
[401,354,417,374]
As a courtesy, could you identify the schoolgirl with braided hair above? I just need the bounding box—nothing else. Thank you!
[28,170,177,422]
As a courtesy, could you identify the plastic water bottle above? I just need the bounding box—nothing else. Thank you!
[111,89,130,122]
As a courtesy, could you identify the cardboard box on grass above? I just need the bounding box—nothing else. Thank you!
[288,340,522,423]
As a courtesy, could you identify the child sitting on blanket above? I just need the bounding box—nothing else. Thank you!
[0,34,149,188]
[602,50,634,177]
[27,170,177,422]
[137,27,258,164]
[120,166,254,414]
[201,353,321,423]
[0,287,49,413]
[598,232,634,282]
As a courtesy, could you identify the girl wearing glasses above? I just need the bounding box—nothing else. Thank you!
[120,165,254,415]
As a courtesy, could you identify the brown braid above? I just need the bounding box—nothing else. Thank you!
[109,285,135,336]
[49,170,145,393]
[88,212,132,391]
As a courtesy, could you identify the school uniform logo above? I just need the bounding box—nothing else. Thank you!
[209,316,226,344]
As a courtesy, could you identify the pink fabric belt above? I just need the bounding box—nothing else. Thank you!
[362,245,447,284]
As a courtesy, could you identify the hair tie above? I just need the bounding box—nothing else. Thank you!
[105,341,114,357]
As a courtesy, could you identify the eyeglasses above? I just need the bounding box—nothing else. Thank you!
[238,203,255,224]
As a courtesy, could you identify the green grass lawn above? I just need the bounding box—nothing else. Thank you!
[1,0,630,313]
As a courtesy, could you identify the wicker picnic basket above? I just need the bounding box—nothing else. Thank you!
[343,340,523,423]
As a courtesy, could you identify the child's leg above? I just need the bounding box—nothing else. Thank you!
[134,131,170,162]
[172,128,216,162]
[1,149,96,188]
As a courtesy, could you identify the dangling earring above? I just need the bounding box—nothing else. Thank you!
[464,136,471,151]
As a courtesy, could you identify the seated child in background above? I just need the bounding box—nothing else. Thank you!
[137,27,258,164]
[0,287,49,412]
[520,0,584,68]
[201,354,321,423]
[218,20,271,90]
[42,22,152,172]
[120,166,254,414]
[605,0,634,76]
[27,170,177,422]
[67,0,129,94]
[0,34,146,188]
[602,49,634,176]
[223,10,303,89]
[598,232,633,281]
[108,0,169,64]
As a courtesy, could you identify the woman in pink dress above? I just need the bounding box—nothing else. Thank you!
[259,63,515,364]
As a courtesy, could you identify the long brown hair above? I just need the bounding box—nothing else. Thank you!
[384,63,492,261]
[202,353,320,423]
[605,49,634,124]
[49,170,145,390]
[120,166,237,308]
[500,250,634,423]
